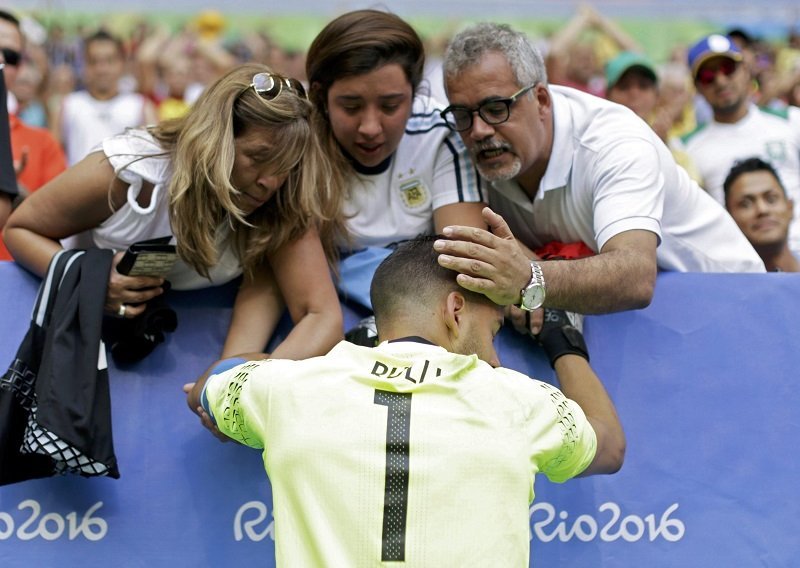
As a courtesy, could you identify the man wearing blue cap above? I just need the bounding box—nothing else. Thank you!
[681,33,800,256]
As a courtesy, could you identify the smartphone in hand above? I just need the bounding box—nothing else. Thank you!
[116,238,178,277]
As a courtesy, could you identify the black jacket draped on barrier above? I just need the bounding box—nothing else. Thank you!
[0,249,120,485]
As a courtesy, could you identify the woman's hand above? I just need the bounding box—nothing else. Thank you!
[107,251,167,319]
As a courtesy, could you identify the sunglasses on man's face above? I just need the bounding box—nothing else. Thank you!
[696,59,738,86]
[0,47,21,67]
[248,72,307,101]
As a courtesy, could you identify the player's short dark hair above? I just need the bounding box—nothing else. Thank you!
[723,157,786,205]
[371,236,489,326]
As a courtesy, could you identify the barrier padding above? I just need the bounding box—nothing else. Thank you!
[0,261,798,567]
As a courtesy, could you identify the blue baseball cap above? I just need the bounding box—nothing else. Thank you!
[687,34,743,78]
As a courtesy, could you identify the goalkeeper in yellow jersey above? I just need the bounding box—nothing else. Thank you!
[186,223,624,566]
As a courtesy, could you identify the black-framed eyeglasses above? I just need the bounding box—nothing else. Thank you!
[0,47,22,67]
[248,72,307,101]
[440,84,537,132]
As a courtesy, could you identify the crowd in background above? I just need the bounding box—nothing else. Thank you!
[6,6,800,137]
[8,9,309,131]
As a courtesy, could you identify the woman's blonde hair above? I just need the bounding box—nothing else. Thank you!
[149,62,346,278]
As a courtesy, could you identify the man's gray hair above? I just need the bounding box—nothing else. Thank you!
[443,22,548,88]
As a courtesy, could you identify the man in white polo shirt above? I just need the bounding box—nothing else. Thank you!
[186,235,624,566]
[433,22,764,336]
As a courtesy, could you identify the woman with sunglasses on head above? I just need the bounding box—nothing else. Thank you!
[305,9,487,324]
[4,63,346,360]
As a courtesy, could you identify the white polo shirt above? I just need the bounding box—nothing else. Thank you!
[681,104,800,254]
[60,90,150,166]
[489,86,765,273]
[202,339,596,566]
[342,95,485,250]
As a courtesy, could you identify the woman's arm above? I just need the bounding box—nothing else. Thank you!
[222,227,344,360]
[4,151,167,317]
[433,201,487,234]
[4,151,121,274]
[221,262,285,358]
[269,227,344,359]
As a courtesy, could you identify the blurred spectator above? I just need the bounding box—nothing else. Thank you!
[135,26,194,121]
[154,58,193,121]
[1,67,15,259]
[680,33,800,255]
[11,63,46,127]
[52,29,157,165]
[546,3,640,97]
[723,157,799,271]
[44,62,76,127]
[0,9,67,261]
[422,31,452,104]
[193,9,225,42]
[605,51,700,181]
[656,62,698,139]
[727,27,783,109]
[605,52,658,119]
[764,25,800,108]
[727,27,758,78]
[44,23,79,69]
[278,49,307,86]
[183,10,237,104]
[0,15,66,186]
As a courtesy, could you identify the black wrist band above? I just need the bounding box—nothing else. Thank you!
[537,325,589,369]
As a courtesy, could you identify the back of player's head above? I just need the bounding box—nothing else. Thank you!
[371,236,484,326]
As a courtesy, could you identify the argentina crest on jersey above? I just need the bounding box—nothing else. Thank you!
[398,173,429,209]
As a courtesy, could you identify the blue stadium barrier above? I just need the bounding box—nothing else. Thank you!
[0,260,798,567]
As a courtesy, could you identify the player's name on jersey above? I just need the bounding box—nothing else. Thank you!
[370,359,443,384]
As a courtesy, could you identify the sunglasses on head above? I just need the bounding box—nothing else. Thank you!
[1,47,22,67]
[248,72,307,101]
[696,58,738,86]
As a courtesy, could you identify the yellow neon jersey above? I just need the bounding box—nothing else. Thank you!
[203,340,596,566]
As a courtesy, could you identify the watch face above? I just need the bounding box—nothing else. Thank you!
[522,285,545,310]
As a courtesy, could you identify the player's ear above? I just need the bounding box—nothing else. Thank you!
[444,291,466,337]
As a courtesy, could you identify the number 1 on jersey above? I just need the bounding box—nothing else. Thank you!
[374,390,412,562]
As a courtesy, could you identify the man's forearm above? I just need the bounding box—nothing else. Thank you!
[542,249,656,314]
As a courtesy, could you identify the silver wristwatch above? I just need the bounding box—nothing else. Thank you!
[519,261,546,311]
